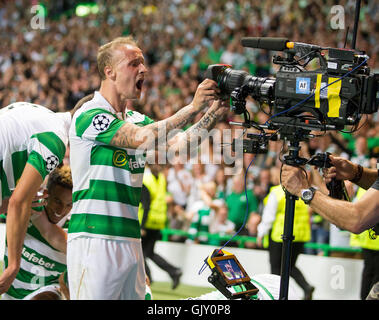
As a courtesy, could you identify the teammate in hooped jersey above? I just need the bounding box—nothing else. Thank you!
[1,165,72,300]
[0,97,91,295]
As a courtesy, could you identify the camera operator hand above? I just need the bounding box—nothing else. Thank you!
[323,155,378,190]
[282,162,379,235]
[281,165,310,197]
[322,155,356,183]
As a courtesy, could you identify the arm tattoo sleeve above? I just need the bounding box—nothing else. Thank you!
[110,104,199,149]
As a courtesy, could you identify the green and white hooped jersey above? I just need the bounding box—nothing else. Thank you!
[68,91,154,242]
[0,102,70,201]
[3,220,67,299]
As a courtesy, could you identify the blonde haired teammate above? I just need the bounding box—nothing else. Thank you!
[67,36,229,300]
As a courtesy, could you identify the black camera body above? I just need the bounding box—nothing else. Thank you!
[206,38,379,132]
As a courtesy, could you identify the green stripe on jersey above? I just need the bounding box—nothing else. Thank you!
[6,285,34,300]
[72,179,142,207]
[30,132,66,159]
[0,160,11,199]
[27,151,48,180]
[11,150,28,185]
[68,213,141,238]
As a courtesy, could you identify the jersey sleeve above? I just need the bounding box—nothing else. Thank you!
[125,110,154,126]
[27,132,66,180]
[75,108,125,145]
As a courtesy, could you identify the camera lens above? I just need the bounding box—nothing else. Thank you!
[205,64,275,104]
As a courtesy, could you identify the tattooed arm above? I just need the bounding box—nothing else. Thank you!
[165,99,230,159]
[109,79,220,150]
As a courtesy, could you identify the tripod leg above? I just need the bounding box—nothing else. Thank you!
[279,192,297,300]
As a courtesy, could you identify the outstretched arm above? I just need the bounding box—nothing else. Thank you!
[109,79,220,150]
[0,163,43,294]
[165,99,229,159]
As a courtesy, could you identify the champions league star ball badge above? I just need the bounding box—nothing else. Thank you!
[93,114,111,132]
[46,155,59,172]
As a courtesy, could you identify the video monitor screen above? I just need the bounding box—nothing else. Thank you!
[212,255,250,285]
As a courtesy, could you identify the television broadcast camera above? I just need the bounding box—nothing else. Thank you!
[205,37,379,154]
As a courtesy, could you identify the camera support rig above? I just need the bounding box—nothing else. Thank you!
[231,116,351,300]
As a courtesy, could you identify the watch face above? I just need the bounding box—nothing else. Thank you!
[302,190,312,200]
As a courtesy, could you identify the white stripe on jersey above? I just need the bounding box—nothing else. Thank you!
[89,165,144,187]
[11,278,42,291]
[67,232,142,243]
[23,233,66,265]
[71,199,139,220]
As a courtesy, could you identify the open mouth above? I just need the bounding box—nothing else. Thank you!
[136,79,144,90]
[54,212,62,218]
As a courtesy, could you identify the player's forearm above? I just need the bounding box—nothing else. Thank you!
[110,103,200,150]
[167,106,221,156]
[159,103,202,132]
[6,198,31,271]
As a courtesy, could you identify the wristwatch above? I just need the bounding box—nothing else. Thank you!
[300,187,316,204]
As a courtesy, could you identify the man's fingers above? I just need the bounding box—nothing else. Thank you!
[199,79,221,94]
[31,198,47,208]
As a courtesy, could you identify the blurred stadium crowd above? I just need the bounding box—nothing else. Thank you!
[0,0,379,254]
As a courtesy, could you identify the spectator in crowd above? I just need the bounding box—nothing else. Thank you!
[186,181,223,244]
[244,212,262,249]
[253,167,273,214]
[226,174,259,233]
[209,203,236,246]
[187,162,213,206]
[166,157,193,210]
[214,166,230,201]
[351,136,370,168]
